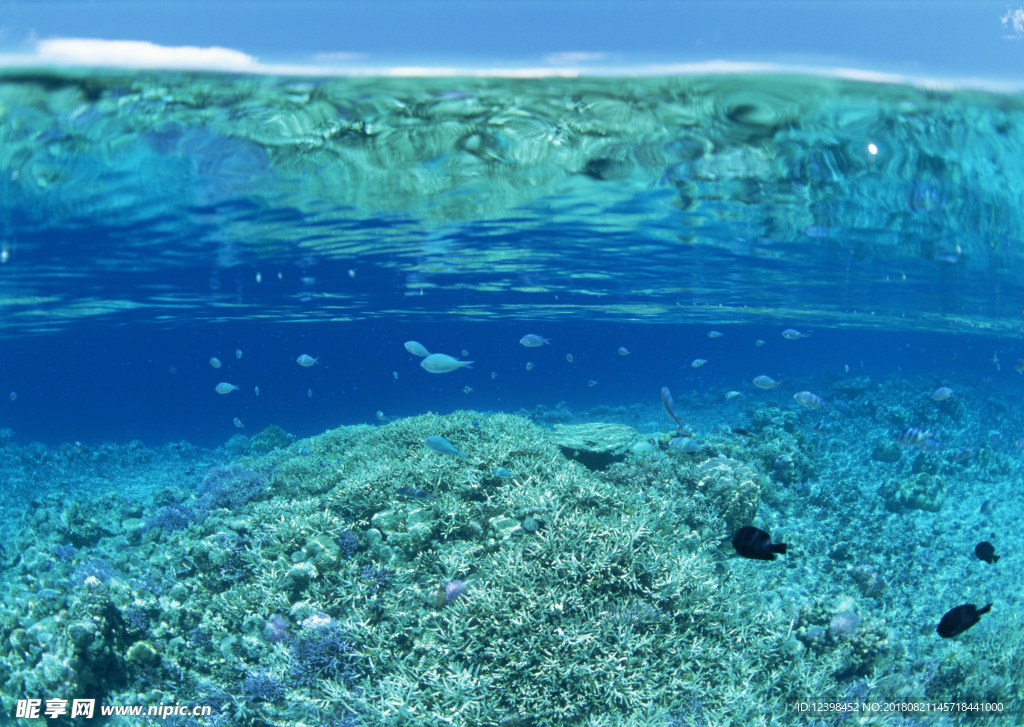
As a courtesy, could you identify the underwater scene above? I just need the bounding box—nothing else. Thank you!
[1,69,1023,726]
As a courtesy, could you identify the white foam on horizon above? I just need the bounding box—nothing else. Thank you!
[0,37,1021,93]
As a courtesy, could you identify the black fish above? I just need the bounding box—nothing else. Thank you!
[731,428,758,439]
[396,487,435,500]
[937,603,992,638]
[732,526,787,561]
[975,541,999,564]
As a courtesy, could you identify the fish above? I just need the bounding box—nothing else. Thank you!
[525,362,534,370]
[732,526,788,561]
[793,391,827,409]
[471,420,482,428]
[423,435,467,457]
[1016,359,1024,374]
[755,340,765,346]
[669,437,705,453]
[782,329,811,340]
[463,386,473,393]
[725,391,743,400]
[896,427,936,449]
[307,389,312,397]
[375,411,385,421]
[396,486,435,500]
[420,353,474,373]
[811,421,833,433]
[519,334,550,347]
[732,428,758,439]
[565,354,574,363]
[752,375,780,390]
[8,392,15,401]
[296,354,319,367]
[233,418,244,429]
[209,357,222,368]
[975,542,999,564]
[461,350,469,357]
[707,331,723,338]
[618,347,630,355]
[661,386,683,426]
[492,467,516,478]
[931,387,954,401]
[215,382,239,394]
[298,447,312,456]
[587,379,598,386]
[254,386,260,397]
[490,371,497,379]
[392,371,399,380]
[235,349,243,359]
[404,341,431,357]
[691,359,707,368]
[936,603,992,638]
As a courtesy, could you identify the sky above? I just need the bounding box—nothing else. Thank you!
[0,1,1023,82]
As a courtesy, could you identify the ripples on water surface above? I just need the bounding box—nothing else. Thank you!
[2,70,1023,336]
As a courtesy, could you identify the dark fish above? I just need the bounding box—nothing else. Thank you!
[732,526,788,561]
[471,421,482,429]
[975,541,999,564]
[661,386,683,426]
[979,499,994,516]
[936,603,991,638]
[732,428,758,439]
[396,487,435,500]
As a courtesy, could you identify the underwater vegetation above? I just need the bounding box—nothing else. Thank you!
[0,370,1022,726]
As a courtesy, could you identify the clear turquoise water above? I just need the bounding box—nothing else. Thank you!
[1,68,1023,726]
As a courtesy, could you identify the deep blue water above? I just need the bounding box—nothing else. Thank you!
[1,318,1015,448]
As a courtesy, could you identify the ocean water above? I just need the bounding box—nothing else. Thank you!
[0,69,1022,725]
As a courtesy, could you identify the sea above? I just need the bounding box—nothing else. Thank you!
[0,68,1021,726]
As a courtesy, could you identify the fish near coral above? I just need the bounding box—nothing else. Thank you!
[420,353,473,373]
[732,526,788,561]
[669,437,705,454]
[752,375,780,390]
[793,391,827,409]
[661,386,683,426]
[936,603,991,638]
[423,435,466,457]
[931,386,953,401]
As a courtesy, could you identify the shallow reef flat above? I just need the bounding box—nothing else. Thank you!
[0,372,1022,725]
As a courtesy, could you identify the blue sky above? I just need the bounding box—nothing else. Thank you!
[1,1,1023,81]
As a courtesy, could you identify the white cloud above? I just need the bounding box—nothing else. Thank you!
[1001,8,1024,37]
[35,38,259,71]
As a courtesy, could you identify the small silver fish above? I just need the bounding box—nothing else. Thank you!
[618,347,630,356]
[519,334,549,347]
[782,329,811,340]
[707,331,723,338]
[691,359,707,368]
[233,417,244,429]
[492,467,516,478]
